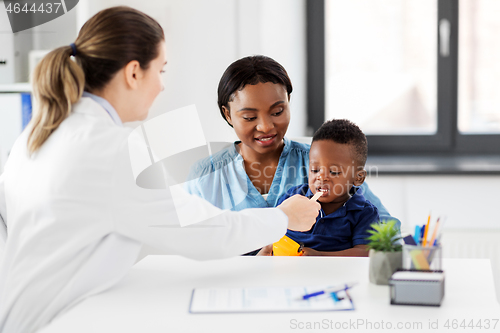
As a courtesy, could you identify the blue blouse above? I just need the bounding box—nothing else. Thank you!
[185,137,400,229]
[185,137,309,210]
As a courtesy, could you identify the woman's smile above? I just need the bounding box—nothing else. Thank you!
[255,134,278,147]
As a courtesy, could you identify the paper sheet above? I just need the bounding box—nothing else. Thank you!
[189,286,354,313]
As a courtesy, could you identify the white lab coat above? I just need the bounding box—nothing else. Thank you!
[0,97,287,333]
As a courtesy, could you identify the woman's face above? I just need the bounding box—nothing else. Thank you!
[224,82,290,156]
[135,41,167,120]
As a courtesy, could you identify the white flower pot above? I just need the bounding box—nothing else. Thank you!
[368,249,402,285]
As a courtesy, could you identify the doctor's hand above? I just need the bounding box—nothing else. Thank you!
[277,195,320,232]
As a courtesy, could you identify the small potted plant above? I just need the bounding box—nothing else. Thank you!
[366,220,402,285]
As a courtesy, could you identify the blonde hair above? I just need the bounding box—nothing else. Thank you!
[28,6,164,155]
[28,47,84,154]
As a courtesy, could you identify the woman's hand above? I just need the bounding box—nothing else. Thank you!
[277,195,320,232]
[256,244,273,256]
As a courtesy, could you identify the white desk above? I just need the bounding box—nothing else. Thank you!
[41,256,500,333]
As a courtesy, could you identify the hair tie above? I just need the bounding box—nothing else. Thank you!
[70,43,77,57]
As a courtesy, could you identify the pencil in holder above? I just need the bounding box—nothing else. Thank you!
[402,244,442,271]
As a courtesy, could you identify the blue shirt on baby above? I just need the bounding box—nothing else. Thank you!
[185,137,400,230]
[276,184,379,251]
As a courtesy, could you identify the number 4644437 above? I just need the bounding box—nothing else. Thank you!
[6,2,62,14]
[444,319,499,330]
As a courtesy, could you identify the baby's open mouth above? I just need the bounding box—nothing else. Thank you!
[316,186,329,196]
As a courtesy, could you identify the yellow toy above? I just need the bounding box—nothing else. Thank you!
[273,235,304,256]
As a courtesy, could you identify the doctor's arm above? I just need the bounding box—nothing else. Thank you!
[111,134,319,260]
[113,188,318,260]
[0,173,7,251]
[110,146,319,261]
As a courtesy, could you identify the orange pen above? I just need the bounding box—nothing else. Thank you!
[422,213,431,246]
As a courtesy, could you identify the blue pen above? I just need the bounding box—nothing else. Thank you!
[414,225,421,244]
[420,224,426,244]
[299,283,357,300]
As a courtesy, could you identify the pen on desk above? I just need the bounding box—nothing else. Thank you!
[299,283,357,300]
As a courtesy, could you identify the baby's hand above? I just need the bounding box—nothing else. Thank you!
[301,247,322,256]
[256,244,273,256]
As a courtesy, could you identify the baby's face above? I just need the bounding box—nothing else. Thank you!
[308,140,365,204]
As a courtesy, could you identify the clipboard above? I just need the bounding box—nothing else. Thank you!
[189,286,354,313]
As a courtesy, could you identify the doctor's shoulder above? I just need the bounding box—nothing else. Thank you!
[42,99,132,166]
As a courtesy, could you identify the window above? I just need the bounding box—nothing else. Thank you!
[307,0,500,155]
[458,0,500,134]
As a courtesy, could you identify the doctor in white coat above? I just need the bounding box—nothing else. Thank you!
[0,7,320,333]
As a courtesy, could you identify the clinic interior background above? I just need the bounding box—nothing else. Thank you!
[0,0,499,301]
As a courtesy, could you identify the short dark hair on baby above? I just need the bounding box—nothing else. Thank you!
[312,119,368,166]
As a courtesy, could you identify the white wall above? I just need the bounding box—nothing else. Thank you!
[82,0,307,141]
[32,6,78,50]
[1,0,307,144]
[366,174,500,233]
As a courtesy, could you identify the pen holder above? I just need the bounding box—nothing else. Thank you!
[402,244,442,271]
[389,269,445,306]
[273,235,304,256]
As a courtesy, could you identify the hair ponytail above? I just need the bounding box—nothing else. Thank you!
[28,46,85,155]
[27,6,164,155]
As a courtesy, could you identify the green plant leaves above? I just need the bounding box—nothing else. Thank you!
[366,219,402,252]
